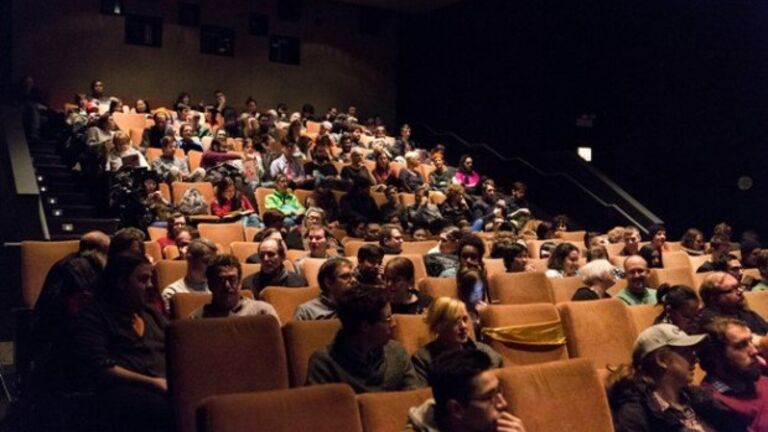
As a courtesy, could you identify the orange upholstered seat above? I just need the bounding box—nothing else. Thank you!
[167,315,289,432]
[282,319,341,386]
[391,314,432,355]
[20,240,79,308]
[198,222,245,251]
[418,277,459,299]
[547,276,584,303]
[489,272,553,305]
[260,286,321,325]
[356,387,433,432]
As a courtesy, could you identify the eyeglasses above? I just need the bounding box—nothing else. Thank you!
[468,385,503,403]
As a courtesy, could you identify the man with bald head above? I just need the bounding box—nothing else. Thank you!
[616,255,657,306]
[241,238,307,295]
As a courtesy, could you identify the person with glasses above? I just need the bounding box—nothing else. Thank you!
[608,324,736,432]
[294,258,356,321]
[407,349,524,432]
[190,254,279,322]
[695,272,768,335]
[306,284,419,393]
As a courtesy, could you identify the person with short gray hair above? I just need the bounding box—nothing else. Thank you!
[571,259,616,301]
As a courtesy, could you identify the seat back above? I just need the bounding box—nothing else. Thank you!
[230,241,259,263]
[485,258,507,279]
[245,226,261,242]
[356,388,433,432]
[391,314,432,355]
[480,304,568,365]
[663,250,691,269]
[418,277,458,299]
[163,245,180,260]
[401,240,438,255]
[144,240,163,263]
[187,150,203,172]
[557,230,586,242]
[746,290,768,320]
[282,319,342,386]
[343,240,377,257]
[547,276,585,304]
[300,257,328,287]
[384,254,428,283]
[557,299,636,369]
[260,286,321,325]
[489,272,553,305]
[167,315,289,432]
[198,222,245,252]
[20,240,79,308]
[604,242,625,258]
[647,267,694,288]
[155,260,188,292]
[497,359,613,432]
[627,303,661,334]
[172,181,215,207]
[688,254,712,272]
[197,384,361,432]
[147,225,167,241]
[526,239,561,258]
[169,291,256,319]
[255,187,274,217]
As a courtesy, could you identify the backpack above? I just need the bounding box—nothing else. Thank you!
[177,188,210,215]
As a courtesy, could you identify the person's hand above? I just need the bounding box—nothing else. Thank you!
[496,412,526,432]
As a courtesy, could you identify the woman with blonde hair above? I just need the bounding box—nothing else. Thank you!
[105,131,147,172]
[411,296,503,386]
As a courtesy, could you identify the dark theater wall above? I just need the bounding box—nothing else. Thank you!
[398,0,768,237]
[12,0,398,124]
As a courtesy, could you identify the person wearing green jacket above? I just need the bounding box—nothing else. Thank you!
[265,174,305,227]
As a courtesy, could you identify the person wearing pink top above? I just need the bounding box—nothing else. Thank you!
[453,154,480,190]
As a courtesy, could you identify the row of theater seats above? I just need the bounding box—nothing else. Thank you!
[195,359,611,432]
[167,293,768,432]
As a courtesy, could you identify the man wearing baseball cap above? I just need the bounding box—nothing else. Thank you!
[608,324,738,431]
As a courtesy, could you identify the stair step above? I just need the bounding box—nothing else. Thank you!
[45,204,98,219]
[43,192,92,206]
[33,154,64,165]
[48,218,121,236]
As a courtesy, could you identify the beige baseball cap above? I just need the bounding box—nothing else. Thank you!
[633,324,706,361]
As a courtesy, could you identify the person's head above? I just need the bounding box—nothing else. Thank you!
[539,241,557,259]
[258,238,285,275]
[357,244,384,279]
[109,98,123,114]
[135,98,149,114]
[113,131,131,153]
[584,231,607,250]
[108,227,146,261]
[631,324,705,391]
[624,255,650,294]
[458,154,474,173]
[317,257,356,301]
[511,182,526,201]
[412,227,429,242]
[699,317,761,383]
[379,224,404,253]
[438,226,462,255]
[374,150,390,170]
[431,349,508,432]
[458,234,486,272]
[404,151,421,169]
[639,244,662,268]
[681,228,705,252]
[547,243,580,276]
[585,246,609,262]
[606,226,625,244]
[480,179,496,202]
[757,250,768,279]
[740,238,762,269]
[446,183,465,203]
[273,173,289,193]
[426,297,472,347]
[699,272,745,311]
[648,224,666,248]
[433,152,445,170]
[501,242,530,273]
[303,207,325,228]
[536,221,555,240]
[215,128,228,141]
[153,111,168,130]
[552,215,569,233]
[337,285,393,345]
[709,233,731,258]
[205,254,242,311]
[305,224,328,258]
[75,93,88,109]
[364,223,382,241]
[713,222,733,240]
[186,238,216,270]
[723,254,744,282]
[160,136,176,158]
[580,259,616,289]
[79,231,111,257]
[656,284,700,334]
[174,226,195,258]
[384,257,415,302]
[97,112,114,131]
[210,138,224,153]
[623,226,641,253]
[99,252,152,313]
[91,79,104,97]
[216,176,237,203]
[176,92,191,106]
[457,268,485,307]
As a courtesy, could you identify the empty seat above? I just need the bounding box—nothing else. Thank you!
[20,240,79,308]
[401,240,438,255]
[547,276,584,303]
[497,359,613,432]
[662,250,691,269]
[357,387,433,432]
[489,272,553,305]
[627,303,660,334]
[197,384,361,432]
[261,286,321,325]
[647,267,694,289]
[418,277,458,299]
[230,241,259,263]
[480,304,568,365]
[167,315,289,432]
[557,299,636,370]
[198,222,245,251]
[391,314,432,355]
[746,290,768,319]
[282,319,342,386]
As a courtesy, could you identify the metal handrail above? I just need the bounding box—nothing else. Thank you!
[415,122,661,233]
